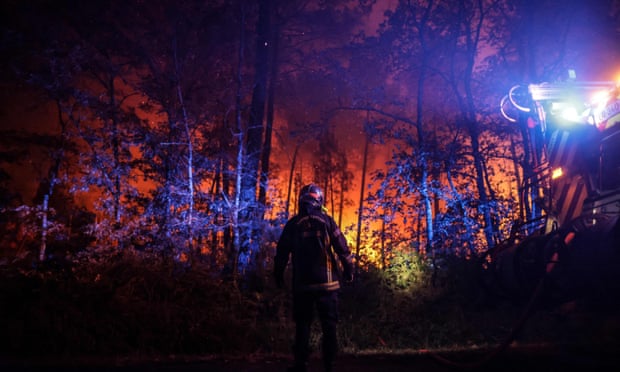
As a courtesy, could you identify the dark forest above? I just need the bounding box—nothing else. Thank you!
[1,0,620,370]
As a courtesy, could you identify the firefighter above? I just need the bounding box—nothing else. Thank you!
[274,183,354,372]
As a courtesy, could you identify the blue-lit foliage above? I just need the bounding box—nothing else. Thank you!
[1,0,618,283]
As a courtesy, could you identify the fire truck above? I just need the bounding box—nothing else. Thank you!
[482,73,620,305]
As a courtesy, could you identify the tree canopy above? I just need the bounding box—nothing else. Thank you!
[1,0,619,278]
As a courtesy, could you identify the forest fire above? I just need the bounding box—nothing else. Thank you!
[1,0,620,369]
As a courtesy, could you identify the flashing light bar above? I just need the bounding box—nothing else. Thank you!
[501,76,620,128]
[528,81,616,101]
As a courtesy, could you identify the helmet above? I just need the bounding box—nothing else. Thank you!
[299,183,324,207]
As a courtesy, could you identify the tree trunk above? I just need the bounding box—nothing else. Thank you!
[509,131,524,221]
[455,0,495,248]
[39,100,67,262]
[414,3,434,256]
[109,79,121,228]
[380,217,386,270]
[239,0,271,270]
[355,133,369,274]
[338,174,345,227]
[285,144,299,219]
[259,18,279,210]
[469,127,495,246]
[242,0,271,205]
[173,38,195,255]
[226,0,247,281]
[416,62,434,256]
[39,194,49,262]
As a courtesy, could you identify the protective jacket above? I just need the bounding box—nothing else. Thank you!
[274,201,353,292]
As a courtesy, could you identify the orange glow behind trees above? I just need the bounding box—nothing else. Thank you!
[1,0,619,276]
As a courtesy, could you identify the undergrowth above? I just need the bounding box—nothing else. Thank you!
[0,249,614,359]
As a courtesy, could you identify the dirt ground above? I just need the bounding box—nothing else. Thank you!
[3,344,619,372]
